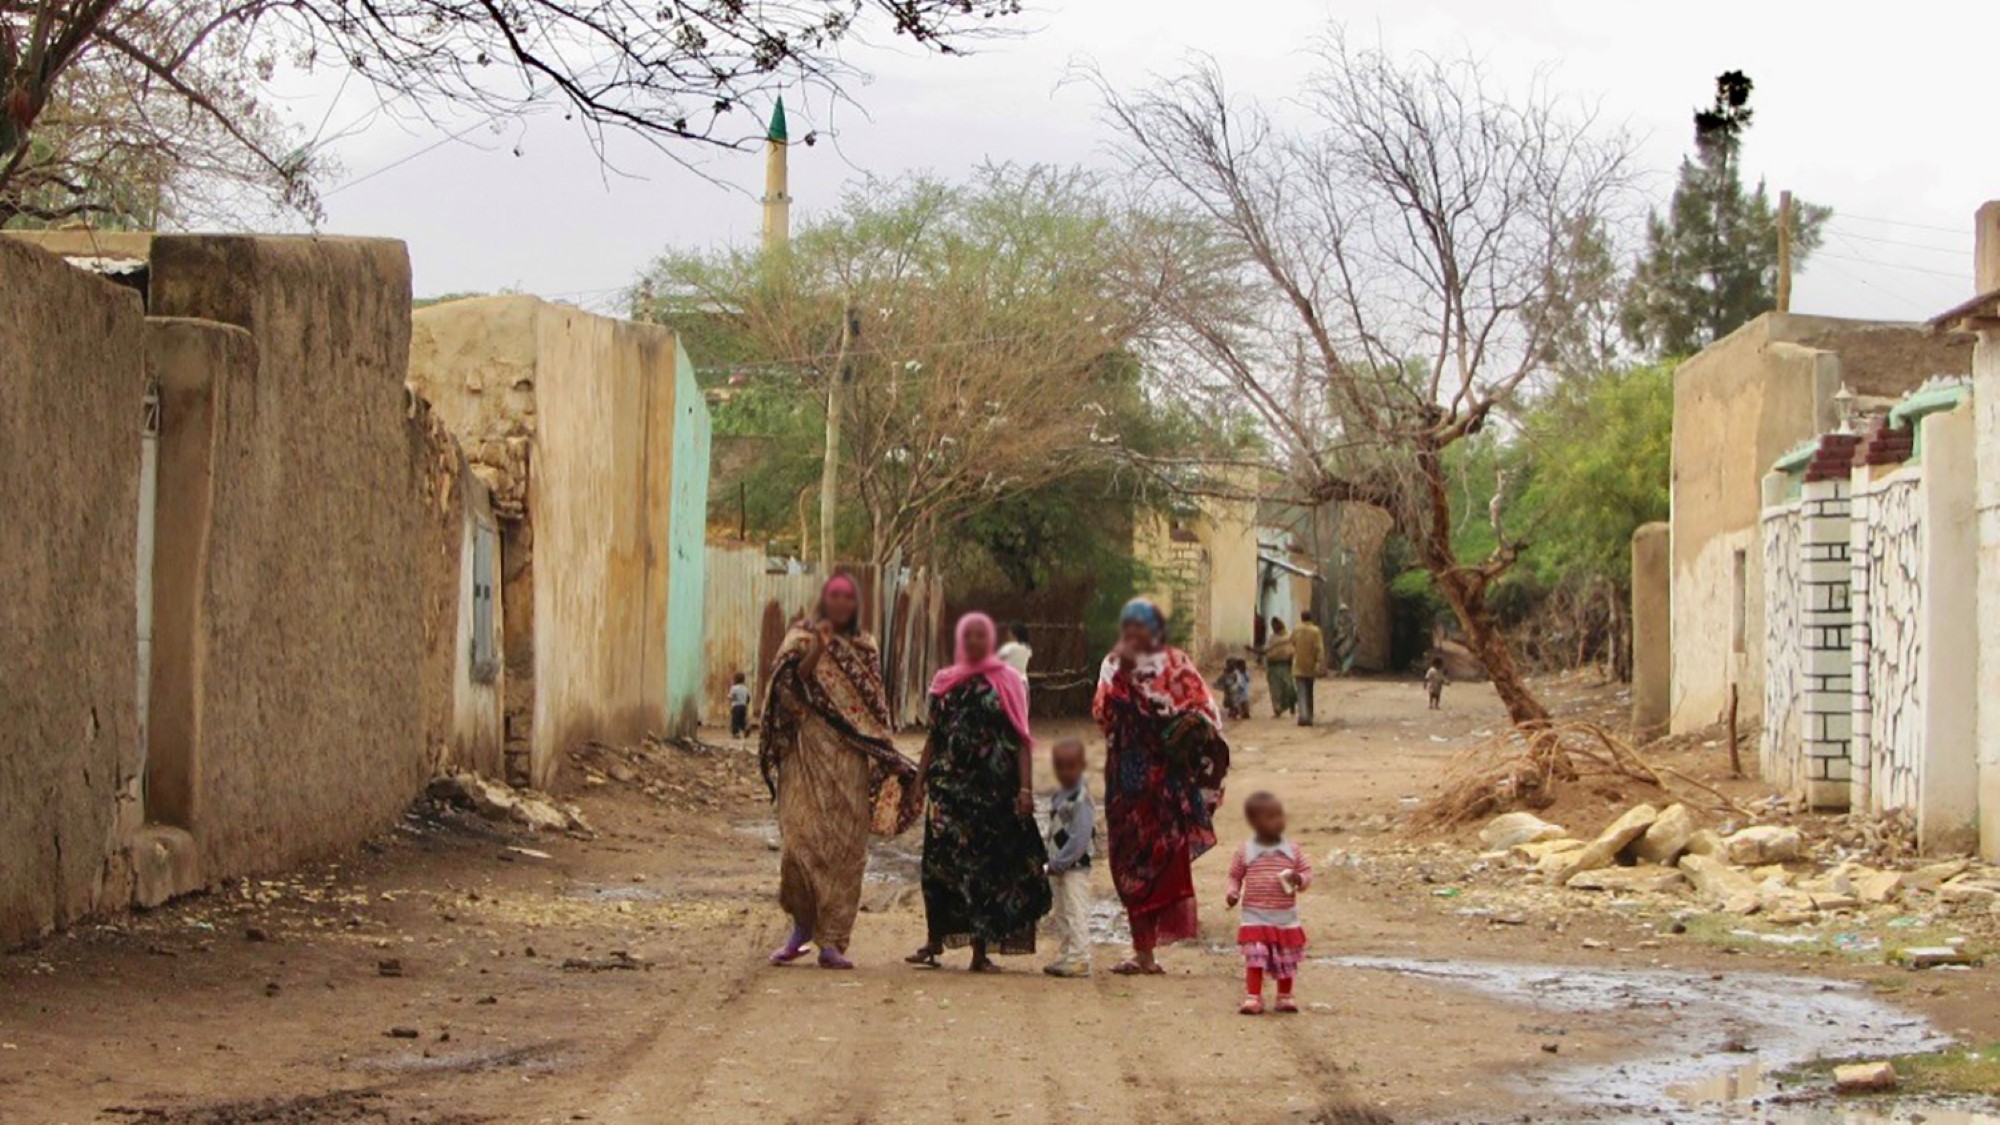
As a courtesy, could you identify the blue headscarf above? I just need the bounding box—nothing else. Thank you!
[1119,597,1167,642]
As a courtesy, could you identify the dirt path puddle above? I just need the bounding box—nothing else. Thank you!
[1331,956,1989,1122]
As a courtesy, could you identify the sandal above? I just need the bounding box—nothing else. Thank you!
[1109,959,1165,976]
[1239,996,1265,1016]
[904,947,941,969]
[817,948,855,970]
[1273,995,1299,1014]
[968,958,1004,974]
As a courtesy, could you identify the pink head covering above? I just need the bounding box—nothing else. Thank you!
[816,573,861,632]
[929,612,1033,748]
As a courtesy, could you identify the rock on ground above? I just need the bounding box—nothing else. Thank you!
[1552,805,1658,886]
[1480,812,1567,851]
[1680,853,1762,914]
[1833,1061,1898,1093]
[1632,804,1697,865]
[1722,825,1803,865]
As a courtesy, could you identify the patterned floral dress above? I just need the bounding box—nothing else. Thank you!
[919,680,1052,953]
[1093,647,1230,951]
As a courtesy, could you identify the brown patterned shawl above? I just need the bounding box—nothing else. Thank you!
[759,627,923,836]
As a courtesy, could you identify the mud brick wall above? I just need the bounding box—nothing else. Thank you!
[146,235,427,879]
[0,239,146,946]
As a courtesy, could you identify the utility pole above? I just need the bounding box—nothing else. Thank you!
[819,302,858,575]
[1776,189,1794,313]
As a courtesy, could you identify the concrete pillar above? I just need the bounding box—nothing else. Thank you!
[1975,330,2000,861]
[1975,202,2000,295]
[1630,523,1671,733]
[1800,473,1855,809]
[1919,406,1980,853]
[1848,468,1875,811]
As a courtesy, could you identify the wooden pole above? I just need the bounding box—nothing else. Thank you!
[819,302,857,575]
[1776,189,1794,313]
[1727,682,1743,778]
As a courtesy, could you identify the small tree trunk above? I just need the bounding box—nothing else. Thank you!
[1414,441,1549,728]
[1435,570,1551,727]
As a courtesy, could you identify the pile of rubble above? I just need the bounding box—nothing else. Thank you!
[426,772,592,835]
[1478,804,2000,923]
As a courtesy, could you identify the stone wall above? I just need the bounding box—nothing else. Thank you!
[0,239,145,946]
[1760,499,1805,797]
[147,235,427,879]
[1857,473,1923,814]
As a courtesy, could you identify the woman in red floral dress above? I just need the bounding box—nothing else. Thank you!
[1092,598,1230,975]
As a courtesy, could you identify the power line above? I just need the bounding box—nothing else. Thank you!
[1834,212,1966,237]
[322,120,491,198]
[1822,222,1968,257]
[1816,251,1967,282]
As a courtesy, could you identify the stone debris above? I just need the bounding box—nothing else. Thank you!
[426,773,591,835]
[1479,812,1567,851]
[1722,825,1803,865]
[1567,866,1686,895]
[1631,804,1697,865]
[1551,804,1658,886]
[1832,1061,1898,1093]
[1679,854,1763,915]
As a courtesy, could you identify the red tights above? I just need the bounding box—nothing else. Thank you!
[1245,968,1293,996]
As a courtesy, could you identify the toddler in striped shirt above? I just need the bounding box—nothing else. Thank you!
[1224,791,1313,1015]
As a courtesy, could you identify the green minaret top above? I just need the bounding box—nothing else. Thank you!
[767,98,788,144]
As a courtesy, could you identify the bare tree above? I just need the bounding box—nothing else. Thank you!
[1095,35,1633,726]
[2,0,326,227]
[639,164,1171,568]
[3,0,1023,219]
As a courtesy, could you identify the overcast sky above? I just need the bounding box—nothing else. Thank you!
[297,0,1992,321]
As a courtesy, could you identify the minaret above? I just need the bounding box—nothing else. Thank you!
[761,98,791,253]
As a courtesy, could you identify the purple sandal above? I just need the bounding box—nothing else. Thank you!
[769,925,811,966]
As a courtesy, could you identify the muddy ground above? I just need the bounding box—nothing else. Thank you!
[3,678,1998,1124]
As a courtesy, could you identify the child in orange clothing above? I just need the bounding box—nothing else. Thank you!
[1224,791,1313,1014]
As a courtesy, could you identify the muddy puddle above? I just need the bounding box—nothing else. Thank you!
[1332,956,1990,1123]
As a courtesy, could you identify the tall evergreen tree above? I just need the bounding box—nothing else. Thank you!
[1622,71,1829,356]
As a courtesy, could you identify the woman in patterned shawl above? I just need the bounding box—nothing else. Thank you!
[760,574,923,969]
[1093,597,1230,975]
[904,612,1051,971]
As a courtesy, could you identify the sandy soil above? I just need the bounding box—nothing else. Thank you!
[3,677,1996,1124]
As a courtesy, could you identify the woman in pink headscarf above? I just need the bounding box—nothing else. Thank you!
[760,573,922,970]
[904,613,1052,971]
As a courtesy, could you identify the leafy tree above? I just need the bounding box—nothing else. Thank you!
[636,164,1176,567]
[1511,361,1673,587]
[1622,71,1830,356]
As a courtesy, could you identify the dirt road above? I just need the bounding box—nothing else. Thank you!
[3,679,1996,1124]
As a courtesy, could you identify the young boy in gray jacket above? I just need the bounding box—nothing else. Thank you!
[1043,739,1095,978]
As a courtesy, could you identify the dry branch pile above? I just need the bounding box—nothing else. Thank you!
[1415,720,1750,830]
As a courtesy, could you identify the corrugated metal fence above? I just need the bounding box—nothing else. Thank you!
[702,545,947,730]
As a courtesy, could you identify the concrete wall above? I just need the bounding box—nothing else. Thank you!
[407,396,507,778]
[1915,406,1978,853]
[409,297,708,782]
[1670,313,1967,735]
[1974,331,2000,862]
[664,344,712,735]
[1630,522,1671,732]
[147,235,427,879]
[1135,485,1260,665]
[0,239,145,946]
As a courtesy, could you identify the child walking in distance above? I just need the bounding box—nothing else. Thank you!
[1225,792,1312,1014]
[1218,658,1252,721]
[1424,657,1447,711]
[728,672,752,738]
[1043,739,1095,978]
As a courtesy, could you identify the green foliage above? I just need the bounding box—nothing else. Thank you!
[1623,72,1830,356]
[1511,361,1674,586]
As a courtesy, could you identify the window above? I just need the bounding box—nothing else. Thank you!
[471,522,500,683]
